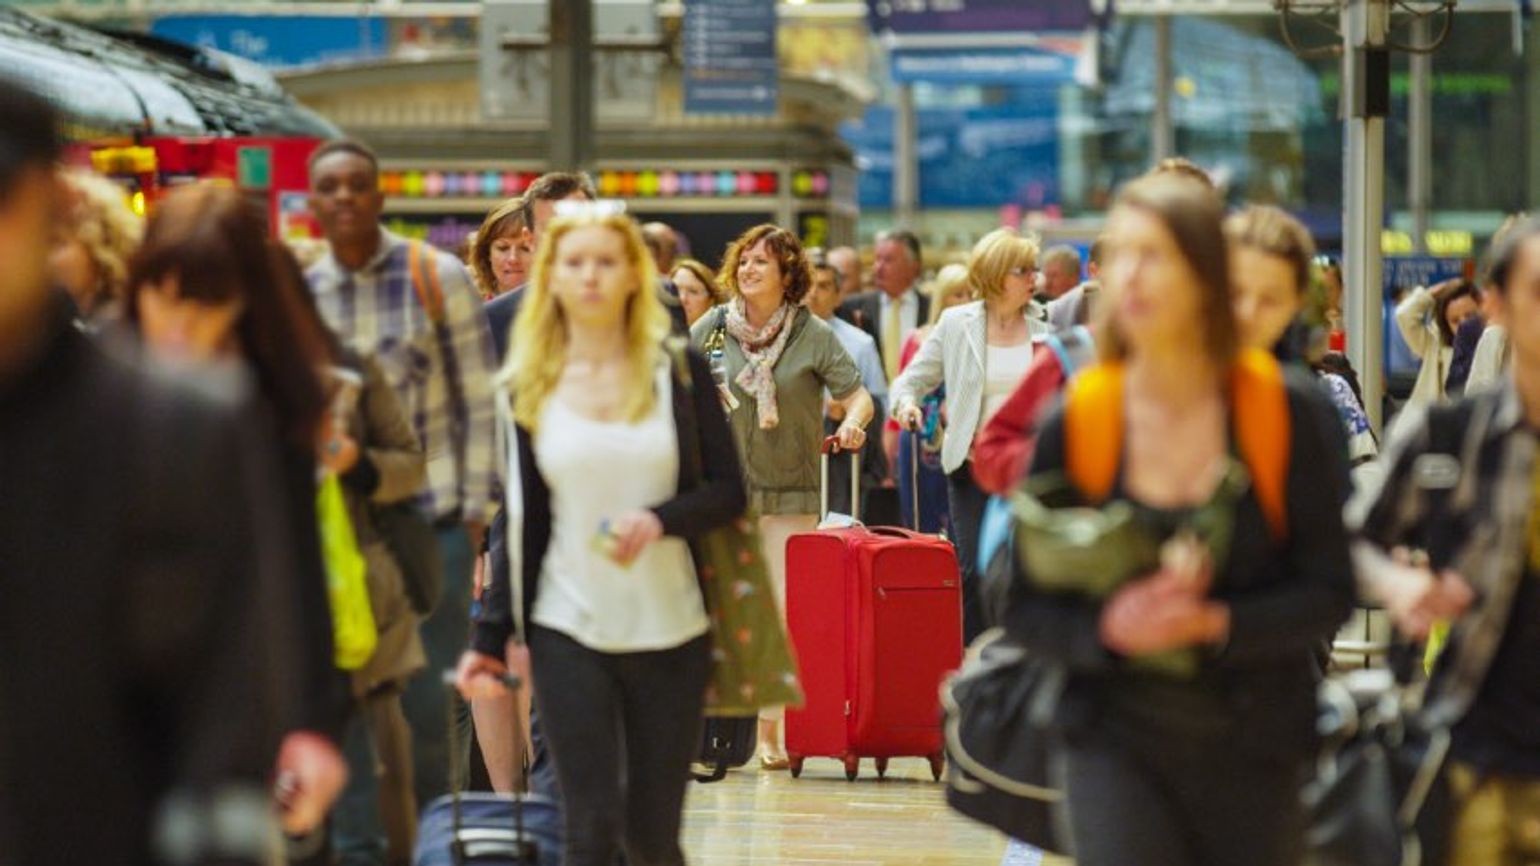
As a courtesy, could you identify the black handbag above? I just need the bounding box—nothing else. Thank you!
[1303,668,1453,866]
[941,629,1068,854]
[373,501,444,616]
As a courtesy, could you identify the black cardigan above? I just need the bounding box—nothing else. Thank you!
[472,347,747,656]
[1004,370,1355,759]
[0,298,316,864]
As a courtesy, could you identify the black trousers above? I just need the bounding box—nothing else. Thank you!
[946,462,989,645]
[528,625,710,866]
[1054,726,1308,866]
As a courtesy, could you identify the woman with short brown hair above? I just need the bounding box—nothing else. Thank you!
[670,258,725,327]
[470,196,532,299]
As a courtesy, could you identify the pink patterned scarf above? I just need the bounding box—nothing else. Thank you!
[724,297,795,429]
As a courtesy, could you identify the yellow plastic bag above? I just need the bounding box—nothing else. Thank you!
[1424,620,1450,675]
[317,474,377,670]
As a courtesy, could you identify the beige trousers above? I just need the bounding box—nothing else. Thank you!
[756,513,818,723]
[1449,761,1540,866]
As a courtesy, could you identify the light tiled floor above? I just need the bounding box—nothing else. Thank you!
[681,757,1012,865]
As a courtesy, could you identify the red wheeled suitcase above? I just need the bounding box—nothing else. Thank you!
[784,437,963,781]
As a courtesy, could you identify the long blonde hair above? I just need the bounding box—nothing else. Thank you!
[505,212,672,431]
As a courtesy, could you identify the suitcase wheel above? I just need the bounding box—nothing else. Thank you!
[928,752,945,782]
[843,755,859,782]
[875,757,889,780]
[789,755,804,779]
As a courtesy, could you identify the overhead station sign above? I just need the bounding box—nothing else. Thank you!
[866,0,1096,36]
[683,0,778,116]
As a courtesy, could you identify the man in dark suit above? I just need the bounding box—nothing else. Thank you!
[837,229,930,485]
[837,229,931,385]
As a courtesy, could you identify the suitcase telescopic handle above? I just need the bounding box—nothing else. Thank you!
[819,435,861,522]
[908,428,922,530]
[442,669,536,863]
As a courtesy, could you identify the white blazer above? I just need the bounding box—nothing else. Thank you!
[889,300,1051,475]
[1394,285,1452,409]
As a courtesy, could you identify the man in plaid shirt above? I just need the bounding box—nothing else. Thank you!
[304,139,498,815]
[1350,219,1540,866]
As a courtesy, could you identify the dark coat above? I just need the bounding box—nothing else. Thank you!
[0,298,315,865]
[836,289,932,373]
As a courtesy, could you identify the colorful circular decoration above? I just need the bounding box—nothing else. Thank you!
[402,171,425,197]
[659,171,681,196]
[482,171,503,197]
[637,171,660,197]
[598,171,622,197]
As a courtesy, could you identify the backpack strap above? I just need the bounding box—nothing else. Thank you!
[1046,325,1097,379]
[1064,361,1125,504]
[1065,349,1290,539]
[1230,349,1291,540]
[406,240,447,325]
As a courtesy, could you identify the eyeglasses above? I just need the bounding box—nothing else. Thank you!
[1008,266,1037,278]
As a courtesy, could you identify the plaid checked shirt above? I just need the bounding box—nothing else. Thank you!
[1347,379,1538,728]
[307,228,499,522]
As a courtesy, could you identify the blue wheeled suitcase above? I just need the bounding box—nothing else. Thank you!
[898,420,950,535]
[415,673,561,866]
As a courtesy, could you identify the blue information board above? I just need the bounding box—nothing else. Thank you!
[683,0,778,116]
[150,15,388,69]
[889,46,1079,85]
[841,96,1061,209]
[1382,256,1467,297]
[867,0,1094,35]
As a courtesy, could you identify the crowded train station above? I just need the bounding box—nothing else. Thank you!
[3,0,1539,864]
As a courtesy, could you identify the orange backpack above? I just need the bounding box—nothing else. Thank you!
[1062,348,1291,540]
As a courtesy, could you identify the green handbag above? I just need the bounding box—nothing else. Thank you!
[694,514,806,715]
[665,340,805,716]
[1010,460,1253,677]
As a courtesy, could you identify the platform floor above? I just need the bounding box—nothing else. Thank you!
[680,756,1020,865]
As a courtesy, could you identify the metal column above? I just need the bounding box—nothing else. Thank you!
[894,82,918,228]
[1343,0,1391,428]
[1529,16,1540,211]
[1152,15,1174,164]
[1409,15,1432,253]
[549,0,595,172]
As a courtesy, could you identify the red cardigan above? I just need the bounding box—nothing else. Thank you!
[970,342,1068,496]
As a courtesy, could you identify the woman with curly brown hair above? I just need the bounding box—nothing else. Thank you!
[689,223,874,769]
[50,167,142,323]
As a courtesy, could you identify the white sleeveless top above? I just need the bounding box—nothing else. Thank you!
[529,367,708,652]
[983,342,1035,424]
